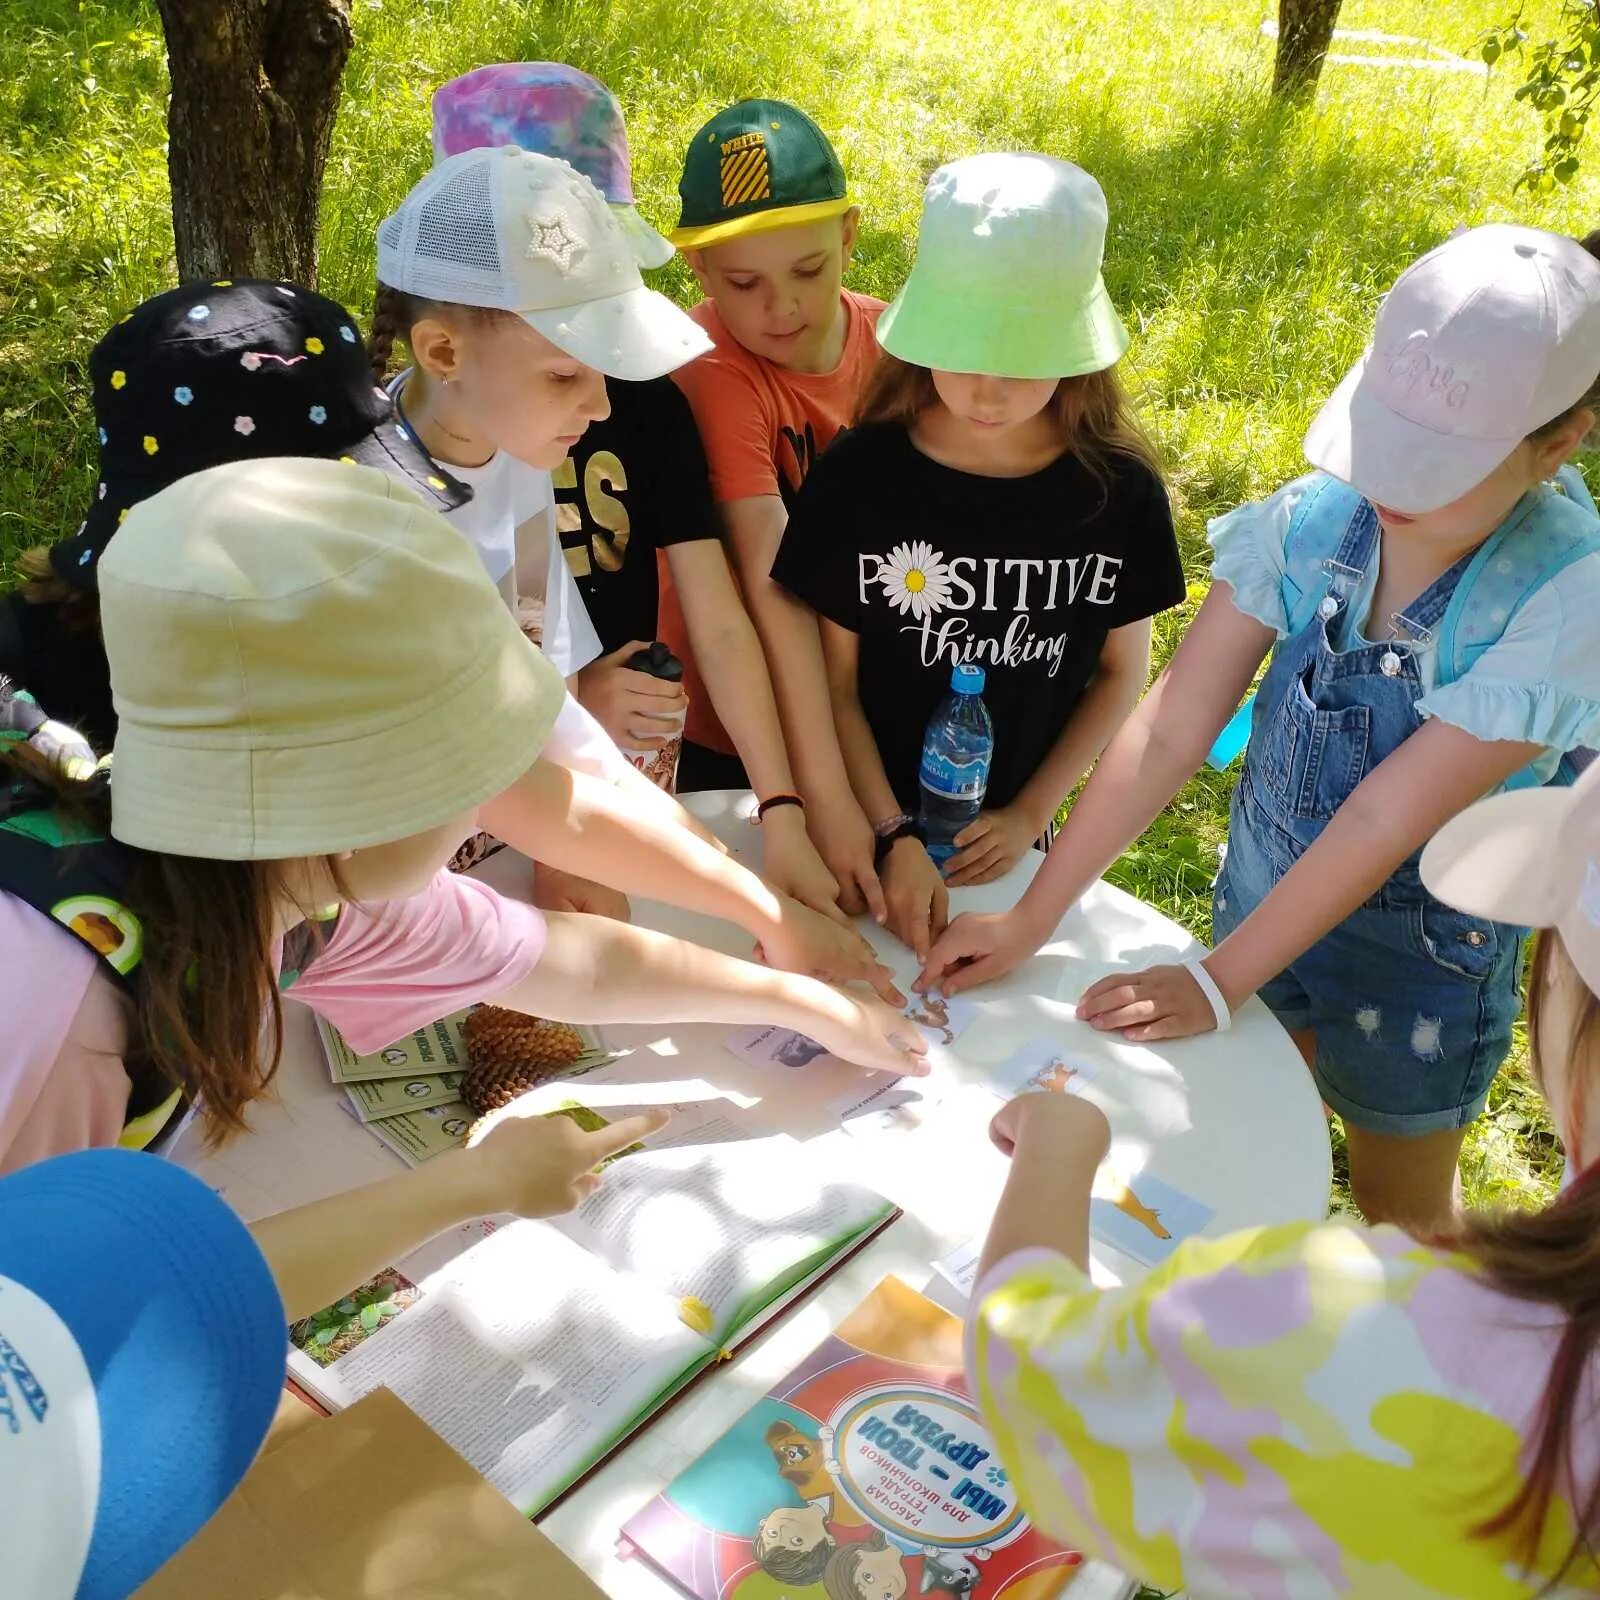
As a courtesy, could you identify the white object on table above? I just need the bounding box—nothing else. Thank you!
[173,788,1330,1599]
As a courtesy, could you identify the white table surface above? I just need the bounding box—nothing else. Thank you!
[174,788,1330,1596]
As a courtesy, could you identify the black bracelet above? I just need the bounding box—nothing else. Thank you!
[873,819,925,867]
[755,792,805,822]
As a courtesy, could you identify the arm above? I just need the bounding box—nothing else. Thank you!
[478,759,899,999]
[1079,718,1544,1040]
[945,618,1155,888]
[821,616,948,960]
[251,1105,669,1323]
[492,911,926,1076]
[919,588,1273,992]
[722,493,886,921]
[668,536,848,921]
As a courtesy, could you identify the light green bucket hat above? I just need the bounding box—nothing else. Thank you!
[876,152,1129,380]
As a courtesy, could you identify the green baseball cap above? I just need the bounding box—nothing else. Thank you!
[877,152,1129,380]
[671,98,851,250]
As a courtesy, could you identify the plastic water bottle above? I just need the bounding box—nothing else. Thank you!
[619,642,687,793]
[918,664,993,868]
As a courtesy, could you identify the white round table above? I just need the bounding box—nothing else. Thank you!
[175,788,1330,1597]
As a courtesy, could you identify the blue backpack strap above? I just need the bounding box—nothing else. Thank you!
[1554,462,1598,517]
[1206,474,1366,770]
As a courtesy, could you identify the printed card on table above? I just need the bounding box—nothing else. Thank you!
[991,1036,1100,1100]
[1089,1172,1214,1267]
[899,988,980,1048]
[722,1025,840,1071]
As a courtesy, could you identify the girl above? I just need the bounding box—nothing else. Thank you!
[0,279,895,1004]
[368,143,846,921]
[0,455,924,1170]
[772,154,1184,961]
[967,765,1600,1596]
[923,225,1600,1231]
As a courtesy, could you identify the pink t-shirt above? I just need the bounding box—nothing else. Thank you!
[0,871,547,1175]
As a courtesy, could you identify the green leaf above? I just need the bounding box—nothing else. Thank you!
[1482,37,1502,65]
[336,1298,358,1316]
[378,1299,402,1317]
[1555,155,1581,180]
[312,1325,339,1347]
[359,1304,382,1332]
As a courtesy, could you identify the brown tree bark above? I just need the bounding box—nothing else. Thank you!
[1273,0,1343,98]
[154,0,354,286]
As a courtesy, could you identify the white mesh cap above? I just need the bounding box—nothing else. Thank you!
[377,147,711,381]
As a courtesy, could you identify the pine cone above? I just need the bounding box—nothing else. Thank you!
[461,1006,589,1116]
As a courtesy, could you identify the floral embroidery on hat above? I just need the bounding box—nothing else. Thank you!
[78,548,93,566]
[173,385,193,405]
[338,454,357,465]
[308,405,327,425]
[234,416,256,436]
[117,508,129,524]
[110,371,126,390]
[212,279,232,287]
[240,352,262,371]
[97,483,106,499]
[98,428,108,444]
[305,336,325,355]
[527,212,585,271]
[427,475,447,490]
[187,305,211,323]
[142,435,159,456]
[275,286,296,298]
[340,325,358,344]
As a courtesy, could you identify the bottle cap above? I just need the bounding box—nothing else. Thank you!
[951,664,985,694]
[627,641,684,682]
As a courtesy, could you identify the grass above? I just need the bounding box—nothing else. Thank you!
[0,0,1582,1208]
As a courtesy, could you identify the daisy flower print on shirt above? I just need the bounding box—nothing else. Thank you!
[877,541,953,621]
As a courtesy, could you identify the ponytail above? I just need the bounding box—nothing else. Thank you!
[368,281,411,385]
[1458,930,1600,1586]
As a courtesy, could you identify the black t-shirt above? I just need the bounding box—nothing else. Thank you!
[553,377,719,653]
[773,423,1184,812]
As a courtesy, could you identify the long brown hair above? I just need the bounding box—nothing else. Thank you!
[367,282,510,386]
[855,351,1161,496]
[0,733,306,1144]
[1459,930,1600,1586]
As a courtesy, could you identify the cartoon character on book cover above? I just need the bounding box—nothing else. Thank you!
[623,1279,1076,1600]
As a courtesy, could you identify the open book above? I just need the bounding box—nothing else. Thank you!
[285,1090,898,1517]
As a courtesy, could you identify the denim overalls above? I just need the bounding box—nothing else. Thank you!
[1210,500,1522,1136]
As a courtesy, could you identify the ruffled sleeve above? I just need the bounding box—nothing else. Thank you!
[1419,550,1600,754]
[1205,474,1320,636]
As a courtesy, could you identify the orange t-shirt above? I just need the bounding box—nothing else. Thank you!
[662,290,885,756]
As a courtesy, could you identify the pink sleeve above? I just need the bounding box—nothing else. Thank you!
[286,871,548,1053]
[0,896,133,1174]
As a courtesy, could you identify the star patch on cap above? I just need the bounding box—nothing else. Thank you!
[527,212,584,271]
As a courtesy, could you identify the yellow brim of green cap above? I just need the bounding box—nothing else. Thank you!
[670,195,853,251]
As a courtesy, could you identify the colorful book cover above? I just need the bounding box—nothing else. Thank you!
[622,1276,1079,1600]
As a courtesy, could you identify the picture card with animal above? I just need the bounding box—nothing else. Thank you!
[991,1037,1100,1100]
[723,1024,842,1071]
[621,1274,1080,1600]
[285,1098,899,1518]
[900,987,981,1049]
[1088,1171,1214,1268]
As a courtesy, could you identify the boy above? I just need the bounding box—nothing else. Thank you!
[431,64,841,919]
[666,99,887,919]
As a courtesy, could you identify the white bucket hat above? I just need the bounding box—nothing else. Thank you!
[1305,224,1600,514]
[99,456,566,859]
[377,146,711,382]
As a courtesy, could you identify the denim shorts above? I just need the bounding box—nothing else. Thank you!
[1211,775,1523,1137]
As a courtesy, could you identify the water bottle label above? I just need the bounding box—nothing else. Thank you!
[918,747,990,800]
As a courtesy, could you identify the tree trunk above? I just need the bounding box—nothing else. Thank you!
[155,0,354,286]
[1273,0,1343,98]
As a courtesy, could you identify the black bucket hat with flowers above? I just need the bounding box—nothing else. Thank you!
[51,278,469,591]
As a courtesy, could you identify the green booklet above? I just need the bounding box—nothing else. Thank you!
[358,1103,474,1164]
[285,1074,899,1518]
[342,1073,463,1122]
[315,1009,609,1084]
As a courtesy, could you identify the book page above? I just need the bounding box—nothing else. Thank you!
[550,1132,894,1343]
[289,1222,703,1516]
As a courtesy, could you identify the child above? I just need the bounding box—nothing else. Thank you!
[429,64,843,919]
[5,1107,664,1597]
[774,154,1183,960]
[0,282,892,1000]
[664,98,889,919]
[966,764,1600,1596]
[924,224,1600,1231]
[0,457,925,1170]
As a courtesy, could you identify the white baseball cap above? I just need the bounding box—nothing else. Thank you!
[1305,224,1600,513]
[377,146,711,381]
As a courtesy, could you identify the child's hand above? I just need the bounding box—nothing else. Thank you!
[881,838,950,963]
[1078,961,1228,1042]
[916,907,1040,995]
[807,789,888,923]
[463,1100,672,1215]
[760,806,850,923]
[755,896,905,1005]
[577,639,687,747]
[531,863,631,921]
[989,1091,1110,1164]
[792,982,930,1077]
[943,806,1040,888]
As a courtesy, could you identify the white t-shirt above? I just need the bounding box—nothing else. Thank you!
[388,373,602,677]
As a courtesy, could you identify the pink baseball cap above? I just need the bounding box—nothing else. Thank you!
[1305,224,1600,513]
[431,63,674,270]
[1422,758,1600,997]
